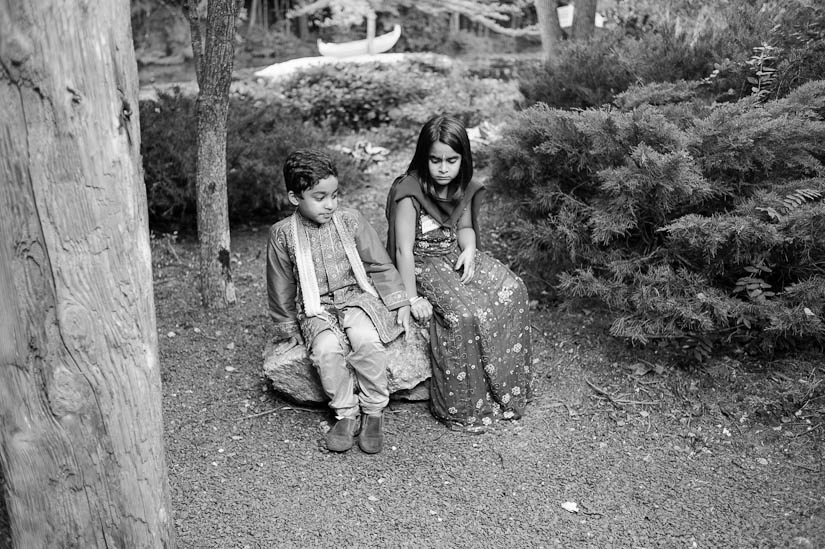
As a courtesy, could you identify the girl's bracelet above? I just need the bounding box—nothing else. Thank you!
[409,296,424,306]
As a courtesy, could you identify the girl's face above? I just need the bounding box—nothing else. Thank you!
[428,141,461,188]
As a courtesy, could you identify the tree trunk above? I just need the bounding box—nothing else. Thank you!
[0,1,174,547]
[249,0,260,28]
[571,0,598,40]
[534,0,563,63]
[450,11,460,35]
[186,0,239,308]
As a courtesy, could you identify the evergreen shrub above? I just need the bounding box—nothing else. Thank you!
[140,93,360,232]
[519,4,771,110]
[490,81,825,356]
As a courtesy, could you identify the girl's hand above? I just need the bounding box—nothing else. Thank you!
[455,248,476,284]
[397,305,411,337]
[409,296,433,323]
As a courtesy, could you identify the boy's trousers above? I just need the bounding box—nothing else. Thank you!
[308,306,390,419]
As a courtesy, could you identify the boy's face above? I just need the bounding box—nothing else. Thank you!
[288,175,339,225]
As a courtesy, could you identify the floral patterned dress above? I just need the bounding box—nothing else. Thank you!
[411,203,533,431]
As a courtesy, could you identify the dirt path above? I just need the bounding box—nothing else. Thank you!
[151,151,824,548]
[1,139,822,549]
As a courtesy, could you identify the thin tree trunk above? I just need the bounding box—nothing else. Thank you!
[366,10,376,54]
[185,0,240,308]
[249,0,260,28]
[450,11,460,35]
[534,0,563,63]
[571,0,598,40]
[295,0,309,39]
[0,1,174,546]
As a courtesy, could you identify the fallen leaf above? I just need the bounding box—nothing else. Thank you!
[561,501,579,514]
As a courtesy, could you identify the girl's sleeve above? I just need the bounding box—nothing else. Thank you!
[266,226,301,341]
[352,210,409,310]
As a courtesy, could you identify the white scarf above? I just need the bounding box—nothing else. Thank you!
[290,211,378,317]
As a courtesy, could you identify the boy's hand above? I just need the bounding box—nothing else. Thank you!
[277,333,305,353]
[455,248,475,284]
[397,305,411,338]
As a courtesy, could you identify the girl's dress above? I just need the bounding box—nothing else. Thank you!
[386,174,533,431]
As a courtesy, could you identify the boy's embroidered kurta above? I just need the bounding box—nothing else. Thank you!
[267,207,408,345]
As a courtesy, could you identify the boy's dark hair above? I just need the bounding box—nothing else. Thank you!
[283,149,338,196]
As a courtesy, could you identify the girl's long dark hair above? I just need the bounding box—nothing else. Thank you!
[407,115,474,201]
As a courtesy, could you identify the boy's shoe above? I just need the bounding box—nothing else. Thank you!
[326,417,358,452]
[358,413,384,454]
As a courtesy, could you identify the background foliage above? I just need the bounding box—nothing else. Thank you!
[138,0,825,358]
[140,93,362,232]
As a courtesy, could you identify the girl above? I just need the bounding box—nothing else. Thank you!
[385,115,533,432]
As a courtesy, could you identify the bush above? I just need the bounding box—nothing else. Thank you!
[519,3,775,110]
[140,92,361,232]
[763,3,825,100]
[280,56,519,133]
[490,80,825,357]
[518,32,636,110]
[280,60,432,132]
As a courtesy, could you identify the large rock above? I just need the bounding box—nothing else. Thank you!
[263,321,431,404]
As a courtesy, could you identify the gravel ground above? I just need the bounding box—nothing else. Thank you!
[151,156,824,548]
[2,141,823,549]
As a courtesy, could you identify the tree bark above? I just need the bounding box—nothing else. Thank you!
[249,0,260,28]
[0,1,174,547]
[450,11,460,35]
[571,0,598,40]
[534,0,563,63]
[186,0,240,308]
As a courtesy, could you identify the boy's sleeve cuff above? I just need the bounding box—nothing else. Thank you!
[272,319,300,341]
[384,290,409,311]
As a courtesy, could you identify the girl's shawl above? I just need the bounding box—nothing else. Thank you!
[385,173,485,262]
[290,210,378,317]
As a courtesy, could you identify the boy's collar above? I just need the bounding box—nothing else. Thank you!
[296,209,330,228]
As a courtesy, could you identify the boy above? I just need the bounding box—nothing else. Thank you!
[267,149,411,454]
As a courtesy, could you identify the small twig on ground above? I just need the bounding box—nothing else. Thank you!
[237,406,288,420]
[585,378,617,403]
[493,449,505,469]
[585,378,660,407]
[792,461,822,473]
[792,423,823,438]
[166,239,182,262]
[236,404,317,420]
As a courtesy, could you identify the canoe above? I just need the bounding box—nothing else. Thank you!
[317,24,402,58]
